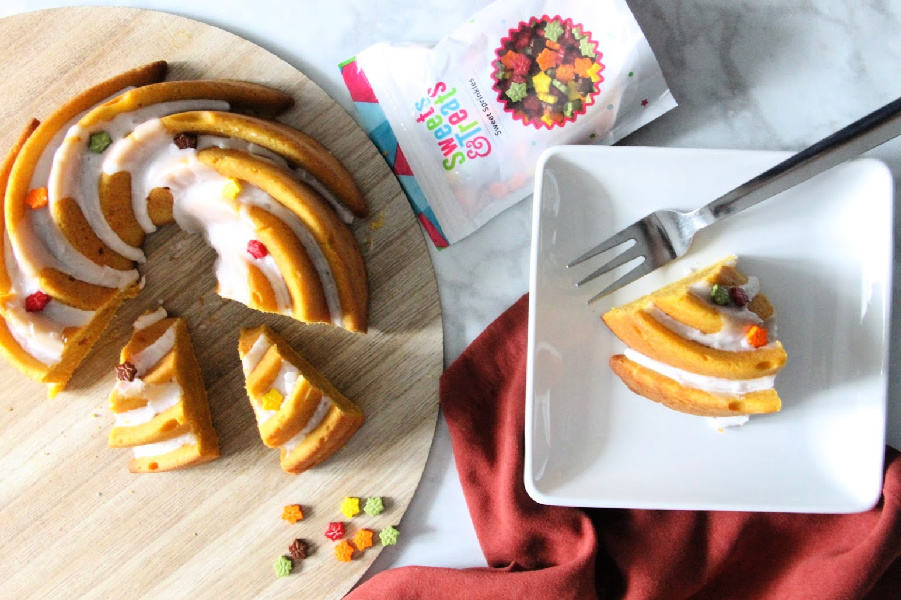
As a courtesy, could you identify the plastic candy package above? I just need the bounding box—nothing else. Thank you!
[341,0,675,247]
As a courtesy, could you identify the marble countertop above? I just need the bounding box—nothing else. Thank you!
[3,0,899,586]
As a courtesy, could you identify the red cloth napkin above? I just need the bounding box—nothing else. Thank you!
[349,294,901,599]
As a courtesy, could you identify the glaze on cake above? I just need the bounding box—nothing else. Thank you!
[0,61,368,396]
[603,256,787,418]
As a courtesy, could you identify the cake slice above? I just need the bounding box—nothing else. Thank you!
[108,307,219,472]
[602,256,787,418]
[238,325,364,474]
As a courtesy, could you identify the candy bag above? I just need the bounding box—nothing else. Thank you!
[341,0,675,247]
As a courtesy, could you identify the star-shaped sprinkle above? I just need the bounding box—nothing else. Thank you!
[505,81,527,103]
[261,388,284,411]
[543,19,564,42]
[363,496,384,516]
[379,525,400,546]
[335,539,354,562]
[341,496,361,518]
[289,538,309,560]
[281,504,304,524]
[273,555,293,577]
[325,521,346,541]
[353,528,374,551]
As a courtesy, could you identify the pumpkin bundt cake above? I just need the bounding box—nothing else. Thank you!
[603,256,787,418]
[0,61,368,396]
[238,325,364,474]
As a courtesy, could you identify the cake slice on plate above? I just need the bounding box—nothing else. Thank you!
[238,325,364,474]
[108,307,219,472]
[602,256,787,418]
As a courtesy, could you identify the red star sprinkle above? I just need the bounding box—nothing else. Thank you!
[640,98,649,107]
[25,291,51,312]
[324,521,346,541]
[246,240,268,259]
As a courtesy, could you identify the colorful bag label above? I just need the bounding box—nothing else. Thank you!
[342,0,676,247]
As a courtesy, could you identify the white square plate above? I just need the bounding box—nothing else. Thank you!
[525,146,893,512]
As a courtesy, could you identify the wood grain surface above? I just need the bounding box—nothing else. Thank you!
[0,7,442,600]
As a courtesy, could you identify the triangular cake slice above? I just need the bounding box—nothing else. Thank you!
[238,325,364,474]
[602,256,787,418]
[108,307,219,472]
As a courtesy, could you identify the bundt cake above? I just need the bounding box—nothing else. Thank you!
[238,325,364,474]
[603,256,787,418]
[108,307,219,472]
[0,61,368,396]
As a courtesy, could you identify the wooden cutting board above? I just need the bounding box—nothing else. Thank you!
[0,7,442,600]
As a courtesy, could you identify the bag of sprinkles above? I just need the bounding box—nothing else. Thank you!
[341,0,675,247]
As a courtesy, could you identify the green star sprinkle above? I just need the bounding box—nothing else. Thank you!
[710,284,730,306]
[579,37,596,58]
[505,81,528,103]
[274,555,293,577]
[88,131,112,153]
[544,19,564,42]
[364,496,384,516]
[379,525,399,546]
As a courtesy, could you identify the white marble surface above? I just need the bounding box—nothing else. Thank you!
[2,0,900,587]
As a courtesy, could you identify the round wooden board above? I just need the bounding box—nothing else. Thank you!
[0,7,441,600]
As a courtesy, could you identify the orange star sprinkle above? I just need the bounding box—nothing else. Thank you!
[573,57,593,78]
[353,528,374,551]
[281,504,304,524]
[335,539,354,562]
[25,187,48,209]
[535,48,560,72]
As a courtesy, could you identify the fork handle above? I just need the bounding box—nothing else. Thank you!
[696,95,901,224]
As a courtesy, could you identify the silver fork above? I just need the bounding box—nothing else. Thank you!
[568,95,901,303]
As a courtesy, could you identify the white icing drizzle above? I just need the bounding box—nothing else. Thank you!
[241,332,271,376]
[280,395,333,453]
[131,431,197,458]
[623,348,775,395]
[133,306,168,330]
[2,232,95,365]
[112,381,182,427]
[130,324,176,375]
[50,99,230,262]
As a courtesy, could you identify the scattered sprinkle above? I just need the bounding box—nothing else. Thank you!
[745,325,768,348]
[341,496,360,519]
[379,525,399,546]
[261,388,284,411]
[274,555,293,577]
[363,496,384,516]
[324,521,345,541]
[641,98,649,107]
[172,132,197,149]
[25,187,48,209]
[709,284,730,306]
[368,212,385,231]
[222,178,242,200]
[289,539,310,560]
[281,504,305,524]
[88,131,112,153]
[246,239,268,259]
[729,286,749,307]
[115,361,138,382]
[353,528,374,551]
[334,539,354,562]
[25,291,51,312]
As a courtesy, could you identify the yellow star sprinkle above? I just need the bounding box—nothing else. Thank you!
[541,113,555,127]
[222,178,242,200]
[531,71,551,95]
[587,62,603,83]
[261,388,284,411]
[341,496,361,519]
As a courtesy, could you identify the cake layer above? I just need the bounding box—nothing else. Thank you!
[610,354,781,417]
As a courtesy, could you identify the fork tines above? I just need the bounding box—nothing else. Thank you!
[567,223,652,304]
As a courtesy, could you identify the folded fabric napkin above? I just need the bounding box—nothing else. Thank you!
[349,294,900,599]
